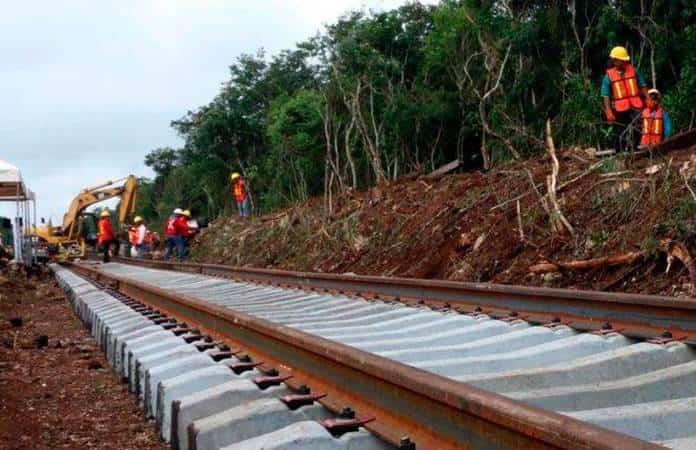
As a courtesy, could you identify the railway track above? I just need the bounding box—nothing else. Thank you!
[53,258,696,449]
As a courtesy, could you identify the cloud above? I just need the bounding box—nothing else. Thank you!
[0,0,435,221]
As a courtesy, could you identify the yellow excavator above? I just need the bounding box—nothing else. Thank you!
[30,175,138,261]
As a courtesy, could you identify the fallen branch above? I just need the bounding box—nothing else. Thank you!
[593,149,617,157]
[600,171,631,178]
[423,159,460,180]
[530,240,695,290]
[261,211,290,223]
[530,252,645,273]
[558,161,605,190]
[418,180,433,191]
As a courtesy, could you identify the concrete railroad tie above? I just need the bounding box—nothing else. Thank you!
[52,265,390,450]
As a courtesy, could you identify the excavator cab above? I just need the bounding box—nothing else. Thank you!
[80,212,99,246]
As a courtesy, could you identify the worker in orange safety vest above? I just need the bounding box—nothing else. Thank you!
[600,46,649,152]
[639,89,673,148]
[97,209,115,263]
[132,216,147,258]
[163,209,187,260]
[230,172,250,218]
[128,224,138,256]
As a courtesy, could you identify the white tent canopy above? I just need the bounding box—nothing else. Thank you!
[0,159,37,264]
[0,159,21,181]
[0,159,33,201]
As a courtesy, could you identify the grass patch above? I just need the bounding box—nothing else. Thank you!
[588,230,611,248]
[598,156,619,174]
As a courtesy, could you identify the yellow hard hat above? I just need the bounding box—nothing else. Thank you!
[230,172,241,181]
[609,46,630,62]
[134,216,143,223]
[182,210,191,218]
[100,210,110,218]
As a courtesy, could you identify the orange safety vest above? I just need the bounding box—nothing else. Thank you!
[607,65,643,112]
[97,218,114,245]
[128,228,138,246]
[640,107,664,146]
[233,179,247,202]
[145,231,154,247]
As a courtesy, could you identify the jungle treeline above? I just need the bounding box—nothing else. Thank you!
[137,0,696,224]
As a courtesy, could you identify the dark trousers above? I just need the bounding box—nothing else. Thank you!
[101,240,112,263]
[236,197,250,217]
[164,236,185,260]
[611,109,640,152]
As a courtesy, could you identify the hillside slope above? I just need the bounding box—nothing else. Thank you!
[191,137,696,297]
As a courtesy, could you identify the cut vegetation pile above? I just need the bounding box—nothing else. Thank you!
[191,131,696,297]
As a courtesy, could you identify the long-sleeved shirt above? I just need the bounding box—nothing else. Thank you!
[136,224,147,245]
[662,111,674,139]
[600,69,647,97]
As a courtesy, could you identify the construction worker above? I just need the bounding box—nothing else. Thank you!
[128,224,138,257]
[638,89,673,148]
[230,173,250,218]
[601,46,649,152]
[163,208,184,260]
[174,209,190,259]
[181,210,200,256]
[133,216,147,258]
[97,210,114,263]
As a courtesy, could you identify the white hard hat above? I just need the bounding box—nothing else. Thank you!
[648,88,661,97]
[173,208,184,215]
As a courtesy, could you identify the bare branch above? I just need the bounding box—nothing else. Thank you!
[482,44,512,102]
[516,199,525,242]
[545,119,575,236]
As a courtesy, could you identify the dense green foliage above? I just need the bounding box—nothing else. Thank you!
[138,0,696,225]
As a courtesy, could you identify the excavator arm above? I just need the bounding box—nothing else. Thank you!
[61,175,138,240]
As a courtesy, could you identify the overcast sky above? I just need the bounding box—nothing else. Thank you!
[0,0,432,222]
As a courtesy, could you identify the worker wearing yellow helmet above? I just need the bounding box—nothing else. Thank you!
[132,216,148,258]
[97,209,114,263]
[180,209,200,257]
[601,46,649,152]
[230,172,250,218]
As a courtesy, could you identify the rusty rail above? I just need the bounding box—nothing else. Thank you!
[68,259,668,449]
[113,256,696,341]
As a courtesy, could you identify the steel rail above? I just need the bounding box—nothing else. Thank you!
[113,257,696,340]
[68,260,662,450]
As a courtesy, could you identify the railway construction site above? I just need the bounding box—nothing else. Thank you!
[31,256,696,449]
[3,2,696,449]
[0,129,695,449]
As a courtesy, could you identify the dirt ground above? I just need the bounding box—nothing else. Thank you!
[0,266,166,450]
[192,132,696,297]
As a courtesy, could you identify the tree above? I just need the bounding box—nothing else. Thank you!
[137,0,696,224]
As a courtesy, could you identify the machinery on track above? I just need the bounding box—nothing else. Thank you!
[30,175,137,261]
